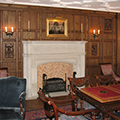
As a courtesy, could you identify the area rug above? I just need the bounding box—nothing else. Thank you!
[25,105,102,120]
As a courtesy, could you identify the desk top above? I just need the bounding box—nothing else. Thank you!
[81,84,120,103]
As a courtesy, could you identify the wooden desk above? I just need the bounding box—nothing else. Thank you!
[76,85,120,119]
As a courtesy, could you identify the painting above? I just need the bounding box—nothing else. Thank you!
[46,18,68,37]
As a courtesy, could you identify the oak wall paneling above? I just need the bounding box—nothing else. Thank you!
[0,4,119,86]
[117,13,120,74]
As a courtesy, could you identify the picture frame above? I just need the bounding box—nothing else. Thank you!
[46,18,68,37]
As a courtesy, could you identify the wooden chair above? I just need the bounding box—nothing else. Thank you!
[68,77,95,111]
[38,88,98,120]
[99,63,120,82]
[0,68,8,78]
[95,75,117,86]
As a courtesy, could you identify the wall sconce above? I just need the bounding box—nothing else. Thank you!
[5,27,14,38]
[93,30,100,39]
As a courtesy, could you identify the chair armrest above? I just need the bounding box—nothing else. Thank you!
[48,100,99,120]
[19,92,26,116]
[46,95,78,111]
[45,93,78,111]
[52,97,77,104]
[19,91,26,100]
[112,74,119,84]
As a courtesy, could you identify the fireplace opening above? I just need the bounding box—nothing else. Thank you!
[37,62,73,93]
[41,71,77,97]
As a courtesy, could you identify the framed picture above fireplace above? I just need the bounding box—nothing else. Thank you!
[46,18,68,37]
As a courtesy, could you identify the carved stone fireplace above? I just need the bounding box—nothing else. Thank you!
[22,41,87,99]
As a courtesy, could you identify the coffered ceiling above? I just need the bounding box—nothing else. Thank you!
[1,0,120,13]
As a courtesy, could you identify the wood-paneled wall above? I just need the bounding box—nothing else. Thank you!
[0,3,119,85]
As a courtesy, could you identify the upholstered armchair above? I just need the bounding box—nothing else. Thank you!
[0,76,26,120]
[0,68,8,78]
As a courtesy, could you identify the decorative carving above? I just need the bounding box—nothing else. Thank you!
[104,19,112,31]
[5,43,14,58]
[91,42,98,56]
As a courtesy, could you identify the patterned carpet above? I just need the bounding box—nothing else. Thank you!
[25,105,71,120]
[25,105,72,120]
[25,105,103,120]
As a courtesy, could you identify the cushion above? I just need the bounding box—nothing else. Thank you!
[101,64,112,75]
[0,69,7,78]
[0,108,24,120]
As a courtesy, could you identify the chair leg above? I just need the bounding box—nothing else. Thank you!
[79,100,85,111]
[71,100,78,111]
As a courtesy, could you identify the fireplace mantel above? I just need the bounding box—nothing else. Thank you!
[22,41,87,99]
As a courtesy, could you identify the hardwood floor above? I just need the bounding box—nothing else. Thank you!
[25,98,43,111]
[25,95,72,111]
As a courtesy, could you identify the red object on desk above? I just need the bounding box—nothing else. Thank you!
[81,85,120,103]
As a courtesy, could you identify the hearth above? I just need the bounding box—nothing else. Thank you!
[22,41,87,99]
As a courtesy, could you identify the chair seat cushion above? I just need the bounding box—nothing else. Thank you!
[0,108,23,120]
